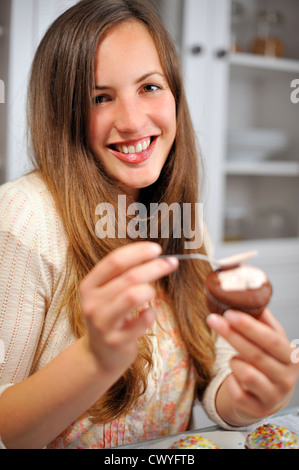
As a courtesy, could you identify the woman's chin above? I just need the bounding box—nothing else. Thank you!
[122,174,161,195]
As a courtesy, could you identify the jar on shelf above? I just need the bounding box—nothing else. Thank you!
[230,1,245,53]
[252,9,285,58]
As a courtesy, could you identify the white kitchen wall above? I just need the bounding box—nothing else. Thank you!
[5,0,78,183]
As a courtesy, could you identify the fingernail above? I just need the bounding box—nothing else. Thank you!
[223,310,239,324]
[150,243,162,255]
[163,256,179,267]
[206,314,222,328]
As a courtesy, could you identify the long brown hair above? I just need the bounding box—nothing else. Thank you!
[27,0,215,423]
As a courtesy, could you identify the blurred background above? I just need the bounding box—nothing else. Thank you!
[0,0,298,411]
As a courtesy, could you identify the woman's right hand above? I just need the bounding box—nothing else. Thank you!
[79,242,179,376]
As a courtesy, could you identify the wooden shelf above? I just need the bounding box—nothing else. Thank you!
[229,52,299,73]
[224,160,299,176]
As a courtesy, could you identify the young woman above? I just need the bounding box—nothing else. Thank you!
[0,0,298,449]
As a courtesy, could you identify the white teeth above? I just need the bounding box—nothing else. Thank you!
[115,138,151,154]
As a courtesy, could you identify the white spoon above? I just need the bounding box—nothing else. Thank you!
[161,250,258,270]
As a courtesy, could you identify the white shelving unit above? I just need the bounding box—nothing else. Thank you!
[230,51,299,73]
[182,0,299,406]
[225,160,299,176]
[225,50,299,244]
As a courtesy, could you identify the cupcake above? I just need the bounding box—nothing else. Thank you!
[169,434,220,449]
[205,264,272,318]
[245,423,299,449]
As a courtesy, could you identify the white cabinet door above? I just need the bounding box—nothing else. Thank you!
[182,0,211,155]
[182,0,231,246]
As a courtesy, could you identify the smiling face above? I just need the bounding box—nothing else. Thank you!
[88,20,177,199]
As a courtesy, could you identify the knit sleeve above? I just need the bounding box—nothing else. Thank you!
[202,335,242,430]
[202,335,267,431]
[0,179,50,388]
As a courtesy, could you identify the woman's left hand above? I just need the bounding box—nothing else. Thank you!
[207,308,299,426]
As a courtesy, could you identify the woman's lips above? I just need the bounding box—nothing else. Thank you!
[108,137,158,164]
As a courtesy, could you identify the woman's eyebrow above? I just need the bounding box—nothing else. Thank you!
[94,71,165,90]
[135,71,165,84]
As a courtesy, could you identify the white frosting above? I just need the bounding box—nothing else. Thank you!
[218,265,267,291]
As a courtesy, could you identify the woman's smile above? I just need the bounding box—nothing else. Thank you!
[107,136,158,164]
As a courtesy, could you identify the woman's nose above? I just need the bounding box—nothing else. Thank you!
[114,96,148,134]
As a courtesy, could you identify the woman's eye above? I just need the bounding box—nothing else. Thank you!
[143,84,162,93]
[93,95,109,105]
